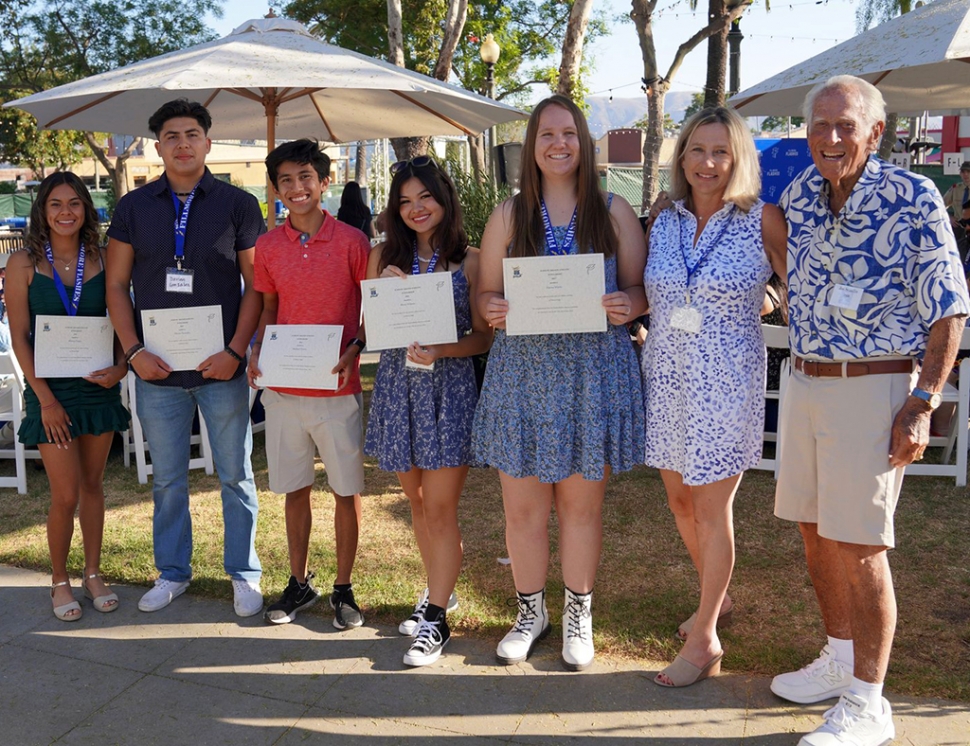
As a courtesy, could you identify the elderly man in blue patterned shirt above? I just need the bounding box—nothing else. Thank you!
[770,75,970,746]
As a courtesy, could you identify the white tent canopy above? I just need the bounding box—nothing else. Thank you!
[5,17,525,143]
[732,0,970,117]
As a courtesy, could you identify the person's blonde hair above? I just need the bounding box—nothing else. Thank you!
[668,106,761,213]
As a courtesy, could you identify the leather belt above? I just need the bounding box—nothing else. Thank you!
[794,356,917,378]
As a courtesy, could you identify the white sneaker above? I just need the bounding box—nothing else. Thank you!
[562,588,593,671]
[138,578,189,612]
[399,588,460,636]
[798,693,894,746]
[771,644,853,704]
[232,579,263,618]
[403,616,451,667]
[496,589,550,664]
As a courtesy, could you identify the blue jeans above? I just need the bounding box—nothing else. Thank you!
[136,375,261,583]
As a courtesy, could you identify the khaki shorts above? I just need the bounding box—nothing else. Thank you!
[774,368,916,548]
[262,389,365,496]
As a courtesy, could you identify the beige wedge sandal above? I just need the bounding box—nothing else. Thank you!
[51,580,82,622]
[82,572,119,613]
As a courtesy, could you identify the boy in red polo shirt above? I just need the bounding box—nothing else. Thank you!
[248,139,370,629]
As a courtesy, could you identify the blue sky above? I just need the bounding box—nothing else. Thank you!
[208,0,862,100]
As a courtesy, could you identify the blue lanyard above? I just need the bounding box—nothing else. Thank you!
[540,199,577,256]
[411,241,439,274]
[44,241,85,317]
[676,204,734,295]
[172,184,199,270]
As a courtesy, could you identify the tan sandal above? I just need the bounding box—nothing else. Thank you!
[654,651,723,688]
[51,580,82,622]
[82,572,118,613]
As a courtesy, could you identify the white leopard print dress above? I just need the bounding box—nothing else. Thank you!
[642,199,772,485]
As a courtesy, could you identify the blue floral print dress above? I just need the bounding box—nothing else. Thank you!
[471,222,645,484]
[365,263,478,472]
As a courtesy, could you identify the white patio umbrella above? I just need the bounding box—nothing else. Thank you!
[4,16,526,225]
[6,17,523,142]
[731,0,970,117]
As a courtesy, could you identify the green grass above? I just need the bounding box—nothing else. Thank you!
[1,362,968,701]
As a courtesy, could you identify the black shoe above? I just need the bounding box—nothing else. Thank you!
[264,573,320,625]
[330,586,364,630]
[403,616,451,667]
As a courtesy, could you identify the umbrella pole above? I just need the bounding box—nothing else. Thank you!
[266,99,277,230]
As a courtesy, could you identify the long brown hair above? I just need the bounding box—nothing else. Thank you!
[380,160,468,273]
[510,95,617,258]
[25,172,102,266]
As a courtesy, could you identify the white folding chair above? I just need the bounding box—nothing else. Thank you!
[906,327,970,486]
[126,375,214,484]
[753,324,790,479]
[0,351,42,493]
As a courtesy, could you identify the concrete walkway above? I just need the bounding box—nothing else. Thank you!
[1,565,966,745]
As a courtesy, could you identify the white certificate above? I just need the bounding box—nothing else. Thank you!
[33,315,114,378]
[503,254,607,336]
[256,324,342,390]
[141,305,224,371]
[361,272,458,351]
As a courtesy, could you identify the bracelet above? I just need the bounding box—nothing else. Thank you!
[127,347,145,364]
[124,342,144,362]
[224,346,244,363]
[41,401,58,411]
[251,341,262,350]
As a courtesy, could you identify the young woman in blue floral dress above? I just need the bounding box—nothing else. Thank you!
[472,95,647,671]
[364,158,492,667]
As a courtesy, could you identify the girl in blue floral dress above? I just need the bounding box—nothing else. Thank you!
[364,157,492,667]
[471,95,647,672]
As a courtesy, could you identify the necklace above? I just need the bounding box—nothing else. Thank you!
[52,255,75,271]
[174,192,192,197]
[417,255,432,263]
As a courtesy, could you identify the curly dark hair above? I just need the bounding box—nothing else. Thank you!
[24,172,101,267]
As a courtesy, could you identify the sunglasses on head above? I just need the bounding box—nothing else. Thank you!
[390,155,438,175]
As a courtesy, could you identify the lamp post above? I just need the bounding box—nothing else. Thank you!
[727,18,743,98]
[479,33,500,177]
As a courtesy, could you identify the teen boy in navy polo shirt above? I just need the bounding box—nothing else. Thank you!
[106,99,265,617]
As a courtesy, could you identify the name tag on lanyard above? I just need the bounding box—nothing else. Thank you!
[166,268,195,294]
[168,186,198,294]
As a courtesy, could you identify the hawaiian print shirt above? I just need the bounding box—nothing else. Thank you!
[781,156,970,360]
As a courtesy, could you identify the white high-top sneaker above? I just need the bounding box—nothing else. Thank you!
[562,587,593,671]
[496,589,551,664]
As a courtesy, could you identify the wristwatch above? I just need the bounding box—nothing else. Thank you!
[346,337,365,356]
[911,387,943,410]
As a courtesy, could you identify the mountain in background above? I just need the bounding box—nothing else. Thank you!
[585,93,697,138]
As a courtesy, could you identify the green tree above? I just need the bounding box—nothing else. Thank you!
[682,92,705,122]
[0,94,89,175]
[633,111,678,136]
[0,0,223,197]
[286,0,604,106]
[760,115,804,132]
[630,0,750,209]
[286,0,607,172]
